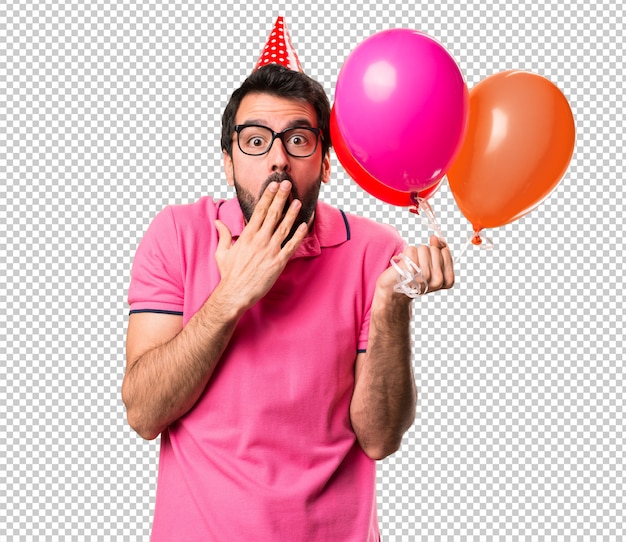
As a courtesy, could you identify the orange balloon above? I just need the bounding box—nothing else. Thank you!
[447,70,575,232]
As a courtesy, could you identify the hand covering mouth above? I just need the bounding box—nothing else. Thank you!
[262,172,296,215]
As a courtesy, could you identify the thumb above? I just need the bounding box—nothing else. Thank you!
[429,234,447,249]
[215,220,232,251]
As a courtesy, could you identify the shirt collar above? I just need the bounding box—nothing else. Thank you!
[217,197,349,258]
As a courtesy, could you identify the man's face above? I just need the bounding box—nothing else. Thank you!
[223,93,331,234]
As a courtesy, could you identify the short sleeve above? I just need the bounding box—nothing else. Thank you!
[128,206,184,315]
[356,225,407,352]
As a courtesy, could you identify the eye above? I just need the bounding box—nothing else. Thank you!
[239,127,271,150]
[245,133,269,147]
[288,131,311,146]
[249,136,265,147]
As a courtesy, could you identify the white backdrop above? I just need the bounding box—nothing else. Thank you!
[1,0,624,540]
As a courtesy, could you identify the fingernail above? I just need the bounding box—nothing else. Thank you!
[280,180,291,190]
[268,182,279,192]
[290,199,301,210]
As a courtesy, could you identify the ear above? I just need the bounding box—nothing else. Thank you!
[321,150,331,184]
[223,151,235,187]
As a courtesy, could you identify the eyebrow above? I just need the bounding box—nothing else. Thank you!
[240,118,316,130]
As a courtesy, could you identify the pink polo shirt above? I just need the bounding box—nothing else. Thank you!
[128,197,405,542]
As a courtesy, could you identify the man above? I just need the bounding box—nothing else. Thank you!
[123,19,453,542]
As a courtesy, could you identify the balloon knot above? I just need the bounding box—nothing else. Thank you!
[471,233,483,245]
[409,205,420,215]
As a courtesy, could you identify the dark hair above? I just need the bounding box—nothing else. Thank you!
[221,64,331,158]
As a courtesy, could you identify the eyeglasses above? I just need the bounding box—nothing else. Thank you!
[234,124,321,158]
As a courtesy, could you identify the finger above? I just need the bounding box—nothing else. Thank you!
[397,246,419,277]
[215,220,232,252]
[428,244,445,291]
[280,218,310,256]
[271,197,302,243]
[429,234,447,249]
[416,244,432,284]
[246,181,280,231]
[402,245,418,261]
[441,243,455,289]
[278,210,314,259]
[260,180,294,234]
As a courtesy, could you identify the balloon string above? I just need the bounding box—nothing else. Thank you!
[454,230,494,265]
[392,194,448,298]
[391,253,428,298]
[454,235,473,265]
[412,196,447,245]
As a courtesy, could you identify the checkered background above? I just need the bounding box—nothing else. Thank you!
[1,0,623,540]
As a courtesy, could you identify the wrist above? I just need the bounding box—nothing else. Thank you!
[371,286,413,325]
[200,282,249,324]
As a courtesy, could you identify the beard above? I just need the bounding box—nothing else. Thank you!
[233,169,323,244]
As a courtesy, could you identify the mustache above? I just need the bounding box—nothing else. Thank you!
[266,171,293,184]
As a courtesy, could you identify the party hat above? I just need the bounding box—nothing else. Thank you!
[253,17,304,72]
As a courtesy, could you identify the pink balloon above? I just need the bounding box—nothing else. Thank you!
[330,105,442,207]
[334,29,469,192]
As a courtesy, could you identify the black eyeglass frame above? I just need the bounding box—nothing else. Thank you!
[234,124,322,158]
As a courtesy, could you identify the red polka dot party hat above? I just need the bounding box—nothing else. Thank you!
[253,17,303,73]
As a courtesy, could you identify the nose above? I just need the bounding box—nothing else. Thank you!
[267,136,290,172]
